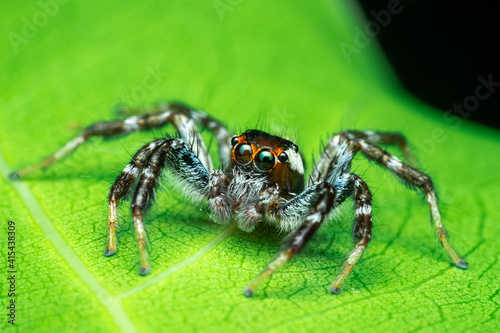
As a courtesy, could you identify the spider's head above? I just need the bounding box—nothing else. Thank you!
[229,129,304,194]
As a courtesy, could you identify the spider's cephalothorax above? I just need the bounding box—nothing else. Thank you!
[229,130,304,195]
[214,129,305,233]
[10,102,468,296]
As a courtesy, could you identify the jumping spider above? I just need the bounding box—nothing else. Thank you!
[10,102,468,295]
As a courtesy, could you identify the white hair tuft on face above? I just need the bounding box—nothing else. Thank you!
[284,148,304,175]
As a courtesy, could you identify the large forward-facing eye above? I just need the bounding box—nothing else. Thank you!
[234,143,253,164]
[256,149,275,171]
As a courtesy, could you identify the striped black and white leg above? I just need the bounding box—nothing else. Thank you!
[116,102,233,167]
[330,174,373,294]
[310,130,417,187]
[244,182,336,297]
[312,132,467,270]
[356,139,468,269]
[129,141,170,274]
[9,102,231,178]
[126,138,211,274]
[105,139,165,256]
[344,130,417,167]
[310,133,359,186]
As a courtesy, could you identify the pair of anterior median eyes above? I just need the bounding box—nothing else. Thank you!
[231,136,296,171]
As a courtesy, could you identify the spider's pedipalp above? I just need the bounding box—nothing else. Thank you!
[208,170,233,225]
[235,185,283,232]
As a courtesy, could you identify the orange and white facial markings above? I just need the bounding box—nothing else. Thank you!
[229,130,305,195]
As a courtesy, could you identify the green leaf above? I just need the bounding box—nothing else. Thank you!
[1,1,499,332]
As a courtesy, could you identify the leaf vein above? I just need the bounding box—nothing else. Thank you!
[0,147,136,333]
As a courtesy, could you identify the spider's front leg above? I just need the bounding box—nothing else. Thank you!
[330,174,372,294]
[108,138,211,274]
[106,139,165,256]
[244,182,337,297]
[244,174,373,296]
[355,139,468,269]
[316,132,468,270]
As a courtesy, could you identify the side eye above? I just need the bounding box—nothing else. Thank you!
[256,149,275,171]
[231,136,239,146]
[234,143,252,164]
[278,152,288,163]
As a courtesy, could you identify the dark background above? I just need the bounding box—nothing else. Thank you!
[357,0,500,129]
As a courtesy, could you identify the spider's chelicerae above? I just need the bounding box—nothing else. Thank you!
[10,102,468,295]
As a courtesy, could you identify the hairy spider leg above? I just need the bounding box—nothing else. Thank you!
[320,133,467,270]
[9,102,232,178]
[130,141,170,274]
[116,102,233,168]
[111,138,210,274]
[241,133,357,296]
[345,130,417,167]
[244,182,336,297]
[355,139,468,269]
[330,174,372,294]
[106,139,165,256]
[246,132,467,296]
[243,172,372,295]
[310,130,417,186]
